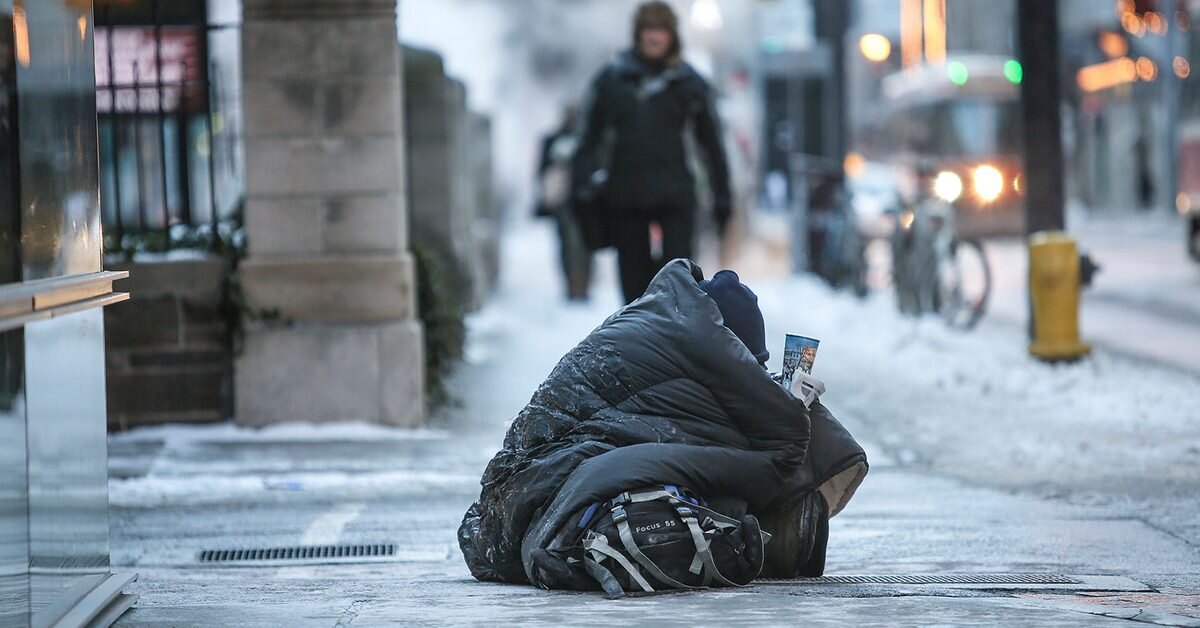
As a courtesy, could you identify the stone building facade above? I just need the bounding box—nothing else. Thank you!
[237,0,425,426]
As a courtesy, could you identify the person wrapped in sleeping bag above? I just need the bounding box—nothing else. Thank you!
[458,259,868,589]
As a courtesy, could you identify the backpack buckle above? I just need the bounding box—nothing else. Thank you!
[611,506,628,524]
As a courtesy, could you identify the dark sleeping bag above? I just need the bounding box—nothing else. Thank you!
[458,259,868,589]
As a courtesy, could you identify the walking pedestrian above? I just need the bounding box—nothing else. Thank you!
[572,1,732,304]
[535,107,593,301]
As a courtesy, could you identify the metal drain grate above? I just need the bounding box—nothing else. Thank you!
[199,543,396,563]
[770,574,1081,585]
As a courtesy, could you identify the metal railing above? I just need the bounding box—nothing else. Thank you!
[95,1,240,256]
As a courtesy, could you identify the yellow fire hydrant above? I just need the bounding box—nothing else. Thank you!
[1028,231,1091,361]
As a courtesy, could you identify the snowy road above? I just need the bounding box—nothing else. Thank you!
[108,221,1200,626]
[985,214,1200,375]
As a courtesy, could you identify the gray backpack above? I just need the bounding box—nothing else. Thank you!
[532,486,770,598]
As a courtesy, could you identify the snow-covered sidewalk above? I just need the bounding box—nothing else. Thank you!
[986,213,1200,374]
[448,218,1200,544]
[756,275,1200,495]
[106,220,1200,626]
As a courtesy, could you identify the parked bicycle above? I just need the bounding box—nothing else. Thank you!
[890,190,992,330]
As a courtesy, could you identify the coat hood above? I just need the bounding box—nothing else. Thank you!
[632,1,682,67]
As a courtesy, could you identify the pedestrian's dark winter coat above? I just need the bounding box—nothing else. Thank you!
[458,259,868,587]
[572,50,732,222]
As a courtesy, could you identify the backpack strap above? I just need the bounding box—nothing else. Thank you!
[611,506,702,591]
[616,489,676,505]
[582,556,626,598]
[582,531,655,593]
[675,502,744,588]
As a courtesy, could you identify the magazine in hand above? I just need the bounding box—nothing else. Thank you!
[780,334,820,391]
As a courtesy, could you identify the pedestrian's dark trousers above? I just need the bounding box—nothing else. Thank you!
[554,205,593,300]
[613,208,695,303]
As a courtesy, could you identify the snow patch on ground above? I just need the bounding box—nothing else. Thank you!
[110,469,479,508]
[753,274,1200,491]
[111,420,452,445]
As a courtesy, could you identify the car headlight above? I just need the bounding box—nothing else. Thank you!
[932,171,963,203]
[973,165,1004,203]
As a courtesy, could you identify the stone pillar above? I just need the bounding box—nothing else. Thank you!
[468,112,499,300]
[237,0,424,426]
[403,47,479,311]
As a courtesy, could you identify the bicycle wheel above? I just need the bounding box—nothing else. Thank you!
[937,238,991,330]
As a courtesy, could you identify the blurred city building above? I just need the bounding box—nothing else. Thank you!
[1,1,135,624]
[403,45,499,313]
[1058,0,1185,216]
[89,0,498,430]
[847,0,1192,227]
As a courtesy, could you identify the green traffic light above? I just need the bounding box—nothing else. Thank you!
[1004,59,1023,84]
[947,61,969,86]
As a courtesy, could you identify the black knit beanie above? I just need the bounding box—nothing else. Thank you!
[699,270,770,364]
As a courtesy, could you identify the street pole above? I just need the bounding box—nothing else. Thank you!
[1016,0,1065,234]
[1017,0,1094,359]
[1163,0,1180,216]
[829,0,849,167]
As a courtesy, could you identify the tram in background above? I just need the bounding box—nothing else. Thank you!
[874,55,1025,238]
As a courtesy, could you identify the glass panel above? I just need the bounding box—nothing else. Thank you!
[0,327,29,628]
[15,0,102,281]
[1,0,19,283]
[1,3,31,623]
[24,308,110,609]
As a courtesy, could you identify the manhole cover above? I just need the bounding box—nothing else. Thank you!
[199,543,395,564]
[786,574,1081,585]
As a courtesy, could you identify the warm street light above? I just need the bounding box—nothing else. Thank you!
[1098,31,1129,58]
[1136,56,1158,81]
[923,0,947,63]
[1077,57,1137,92]
[901,0,923,68]
[859,34,891,62]
[13,7,30,67]
[1174,56,1191,78]
[1145,11,1167,35]
[1121,12,1146,37]
[844,152,867,177]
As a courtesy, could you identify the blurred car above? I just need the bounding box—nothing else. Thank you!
[878,55,1025,238]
